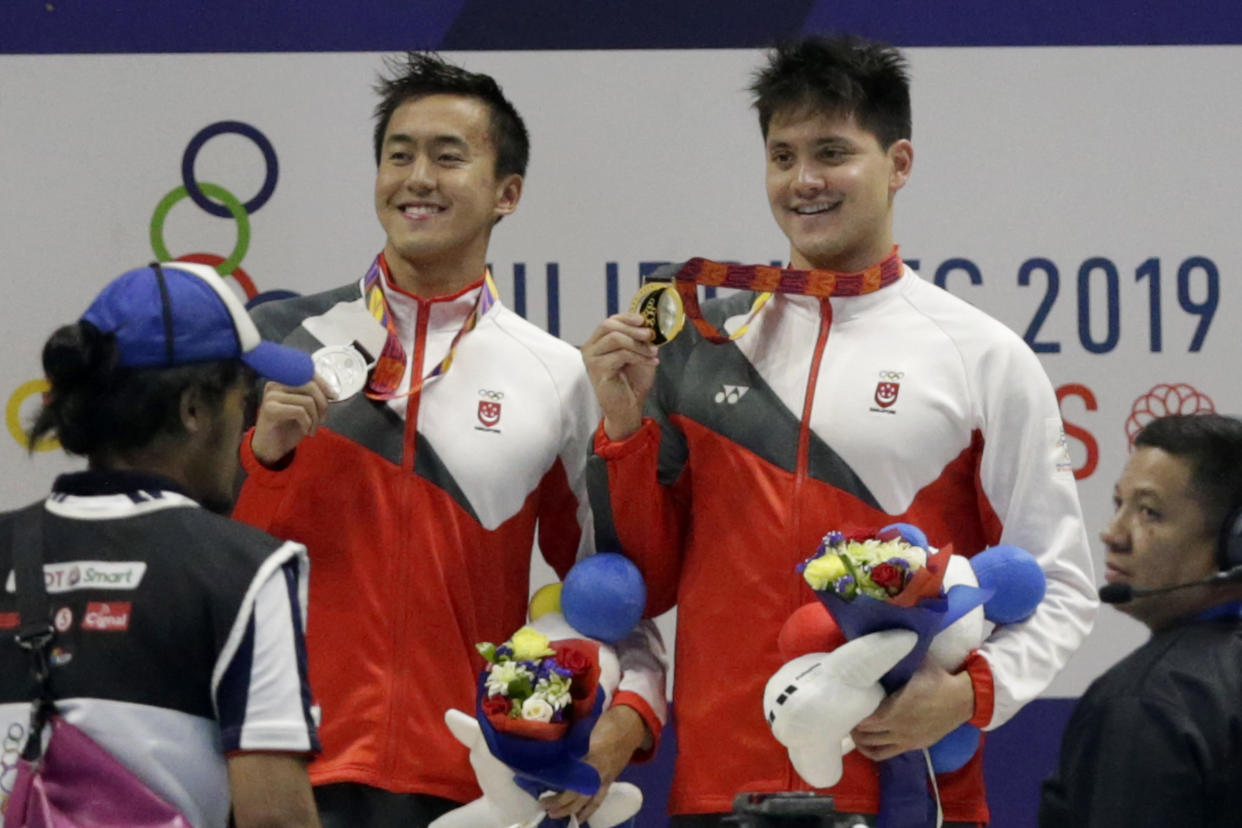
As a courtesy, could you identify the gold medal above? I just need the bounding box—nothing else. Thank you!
[629,281,686,345]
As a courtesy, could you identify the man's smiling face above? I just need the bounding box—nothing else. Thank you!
[764,108,911,273]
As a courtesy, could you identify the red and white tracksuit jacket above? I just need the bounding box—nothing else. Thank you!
[589,265,1097,821]
[234,257,666,802]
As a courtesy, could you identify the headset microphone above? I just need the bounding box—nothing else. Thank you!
[1098,564,1242,605]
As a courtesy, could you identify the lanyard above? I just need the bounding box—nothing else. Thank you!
[672,247,904,344]
[361,255,499,400]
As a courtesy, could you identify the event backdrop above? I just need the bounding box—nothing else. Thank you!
[3,6,1240,826]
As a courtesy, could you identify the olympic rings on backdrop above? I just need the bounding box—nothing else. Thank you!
[150,181,251,277]
[5,379,58,452]
[181,121,279,217]
[148,120,282,299]
[5,121,285,451]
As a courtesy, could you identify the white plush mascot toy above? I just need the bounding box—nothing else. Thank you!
[431,554,648,828]
[764,525,1046,789]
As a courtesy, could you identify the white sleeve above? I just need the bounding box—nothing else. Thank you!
[973,339,1099,729]
[212,542,320,753]
[612,619,670,727]
[562,357,603,564]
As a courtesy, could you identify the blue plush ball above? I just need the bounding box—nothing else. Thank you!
[561,553,647,644]
[878,522,929,549]
[929,723,981,773]
[973,544,1046,624]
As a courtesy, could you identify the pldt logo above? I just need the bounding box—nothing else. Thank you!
[715,385,750,405]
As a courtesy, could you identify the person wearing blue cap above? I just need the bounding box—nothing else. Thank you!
[0,262,321,827]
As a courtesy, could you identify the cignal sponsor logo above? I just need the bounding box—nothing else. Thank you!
[4,561,147,594]
[82,602,132,632]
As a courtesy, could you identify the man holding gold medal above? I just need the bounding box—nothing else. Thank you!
[583,36,1097,826]
[231,53,666,827]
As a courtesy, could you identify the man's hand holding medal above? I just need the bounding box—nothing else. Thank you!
[582,254,902,446]
[250,372,336,468]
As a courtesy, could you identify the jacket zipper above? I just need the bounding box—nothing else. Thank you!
[384,300,430,775]
[788,296,833,790]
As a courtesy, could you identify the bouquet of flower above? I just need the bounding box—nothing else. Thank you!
[431,554,649,828]
[794,524,991,828]
[800,530,931,601]
[476,626,603,747]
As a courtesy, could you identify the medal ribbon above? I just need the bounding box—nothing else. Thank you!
[361,256,499,400]
[672,247,904,344]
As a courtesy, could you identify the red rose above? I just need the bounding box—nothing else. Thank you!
[553,645,590,679]
[481,695,512,717]
[870,562,905,595]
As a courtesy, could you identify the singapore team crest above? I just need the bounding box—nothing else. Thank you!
[477,389,504,429]
[874,371,903,409]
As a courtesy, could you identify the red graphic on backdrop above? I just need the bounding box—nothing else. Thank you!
[1125,383,1215,447]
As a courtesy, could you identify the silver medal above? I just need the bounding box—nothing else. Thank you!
[313,344,369,402]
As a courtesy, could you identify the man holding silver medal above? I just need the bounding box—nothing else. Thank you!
[582,36,1097,826]
[232,53,666,827]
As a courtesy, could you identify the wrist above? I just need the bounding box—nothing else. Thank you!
[250,432,294,470]
[592,704,649,771]
[603,413,642,443]
[949,669,976,726]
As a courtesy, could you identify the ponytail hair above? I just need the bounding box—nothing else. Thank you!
[29,320,251,457]
[29,321,119,454]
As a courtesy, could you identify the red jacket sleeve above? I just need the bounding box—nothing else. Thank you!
[592,419,690,618]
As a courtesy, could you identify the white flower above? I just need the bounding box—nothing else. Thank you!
[485,661,531,697]
[536,675,572,710]
[845,539,885,565]
[902,543,930,569]
[845,537,929,570]
[521,696,555,722]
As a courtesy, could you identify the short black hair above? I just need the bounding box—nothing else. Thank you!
[1134,414,1242,536]
[372,52,530,179]
[750,35,912,148]
[28,321,252,458]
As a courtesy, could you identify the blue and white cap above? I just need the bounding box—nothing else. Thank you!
[81,262,313,386]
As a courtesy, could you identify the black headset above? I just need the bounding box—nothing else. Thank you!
[1217,503,1242,572]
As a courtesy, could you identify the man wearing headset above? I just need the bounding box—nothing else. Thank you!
[1041,413,1242,827]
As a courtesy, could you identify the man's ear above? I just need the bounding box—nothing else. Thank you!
[887,139,913,193]
[494,173,523,219]
[179,385,206,436]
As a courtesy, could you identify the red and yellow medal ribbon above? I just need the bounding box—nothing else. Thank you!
[672,247,904,344]
[361,255,499,400]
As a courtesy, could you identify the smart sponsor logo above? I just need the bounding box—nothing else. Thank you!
[4,561,146,594]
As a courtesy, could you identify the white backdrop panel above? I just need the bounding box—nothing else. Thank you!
[2,47,1239,695]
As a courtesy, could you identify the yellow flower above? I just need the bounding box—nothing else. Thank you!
[804,553,848,590]
[509,626,555,661]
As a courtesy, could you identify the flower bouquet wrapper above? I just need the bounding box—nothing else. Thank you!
[476,638,605,797]
[810,541,991,828]
[817,544,953,688]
